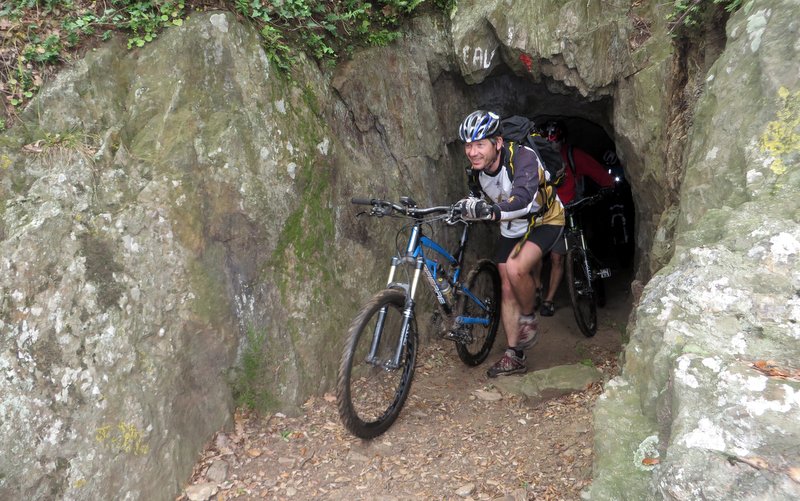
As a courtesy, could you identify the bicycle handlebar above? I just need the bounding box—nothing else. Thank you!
[564,189,612,212]
[352,197,461,220]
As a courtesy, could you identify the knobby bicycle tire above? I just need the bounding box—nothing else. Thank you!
[565,247,598,337]
[336,289,418,439]
[455,259,501,366]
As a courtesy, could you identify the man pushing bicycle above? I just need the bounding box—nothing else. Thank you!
[455,110,565,377]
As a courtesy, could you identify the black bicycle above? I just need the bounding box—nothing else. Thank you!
[337,196,501,439]
[563,192,611,337]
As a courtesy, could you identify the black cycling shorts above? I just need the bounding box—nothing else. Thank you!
[550,230,567,255]
[494,224,564,264]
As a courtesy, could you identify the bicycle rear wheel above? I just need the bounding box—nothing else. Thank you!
[566,248,598,337]
[455,259,501,366]
[336,289,417,439]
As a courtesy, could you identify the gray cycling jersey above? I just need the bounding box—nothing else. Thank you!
[477,145,556,238]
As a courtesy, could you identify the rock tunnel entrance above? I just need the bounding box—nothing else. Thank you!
[448,70,637,320]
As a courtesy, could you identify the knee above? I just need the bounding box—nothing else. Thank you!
[501,279,514,299]
[505,260,524,282]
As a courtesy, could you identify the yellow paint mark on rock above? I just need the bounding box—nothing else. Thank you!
[95,421,150,455]
[95,425,111,442]
[759,87,800,176]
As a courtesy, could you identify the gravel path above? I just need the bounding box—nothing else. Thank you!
[181,269,632,501]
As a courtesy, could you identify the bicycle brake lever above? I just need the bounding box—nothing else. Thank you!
[446,213,466,226]
[373,206,391,217]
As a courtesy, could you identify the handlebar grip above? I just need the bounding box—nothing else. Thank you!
[351,197,375,206]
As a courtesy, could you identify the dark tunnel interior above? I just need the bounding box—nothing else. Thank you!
[455,69,637,311]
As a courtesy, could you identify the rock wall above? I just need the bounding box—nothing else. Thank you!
[448,1,800,498]
[2,0,798,499]
[590,2,800,499]
[0,11,473,500]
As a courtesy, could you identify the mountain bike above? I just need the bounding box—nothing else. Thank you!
[607,184,635,269]
[337,196,501,439]
[563,191,611,337]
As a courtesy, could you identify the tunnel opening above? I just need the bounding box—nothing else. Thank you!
[450,68,637,326]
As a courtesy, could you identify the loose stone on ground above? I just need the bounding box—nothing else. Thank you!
[179,337,619,500]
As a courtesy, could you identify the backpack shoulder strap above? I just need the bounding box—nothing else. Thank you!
[466,167,482,197]
[504,142,516,181]
[512,139,556,219]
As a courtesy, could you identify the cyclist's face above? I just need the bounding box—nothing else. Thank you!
[464,138,501,171]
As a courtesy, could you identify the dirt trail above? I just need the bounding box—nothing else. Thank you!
[182,269,633,501]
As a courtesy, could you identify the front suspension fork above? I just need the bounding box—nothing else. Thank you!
[368,256,423,369]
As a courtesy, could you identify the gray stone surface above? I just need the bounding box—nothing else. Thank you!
[493,363,604,403]
[1,0,799,499]
[589,2,800,499]
[0,10,474,500]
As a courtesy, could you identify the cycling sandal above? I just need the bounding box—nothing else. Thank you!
[540,300,555,317]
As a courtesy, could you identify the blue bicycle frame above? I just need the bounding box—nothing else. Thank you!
[369,219,492,369]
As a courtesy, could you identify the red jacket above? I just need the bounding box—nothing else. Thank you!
[556,146,614,204]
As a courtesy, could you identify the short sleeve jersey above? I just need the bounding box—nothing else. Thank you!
[476,145,565,238]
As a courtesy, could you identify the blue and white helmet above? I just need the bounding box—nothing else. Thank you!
[459,110,501,143]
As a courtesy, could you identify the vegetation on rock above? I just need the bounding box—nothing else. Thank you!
[667,0,745,36]
[0,0,456,128]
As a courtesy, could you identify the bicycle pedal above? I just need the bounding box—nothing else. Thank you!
[598,268,611,278]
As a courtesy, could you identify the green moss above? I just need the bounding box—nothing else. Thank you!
[268,158,335,296]
[231,326,279,413]
[301,83,320,117]
[271,195,333,294]
[0,158,7,225]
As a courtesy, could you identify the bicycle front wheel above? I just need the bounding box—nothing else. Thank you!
[336,289,417,439]
[455,259,501,366]
[566,248,598,337]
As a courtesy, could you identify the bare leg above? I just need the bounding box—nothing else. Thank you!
[487,243,544,377]
[505,241,544,316]
[498,263,521,347]
[531,258,543,291]
[543,251,565,303]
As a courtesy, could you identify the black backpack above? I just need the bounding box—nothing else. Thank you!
[500,115,567,188]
